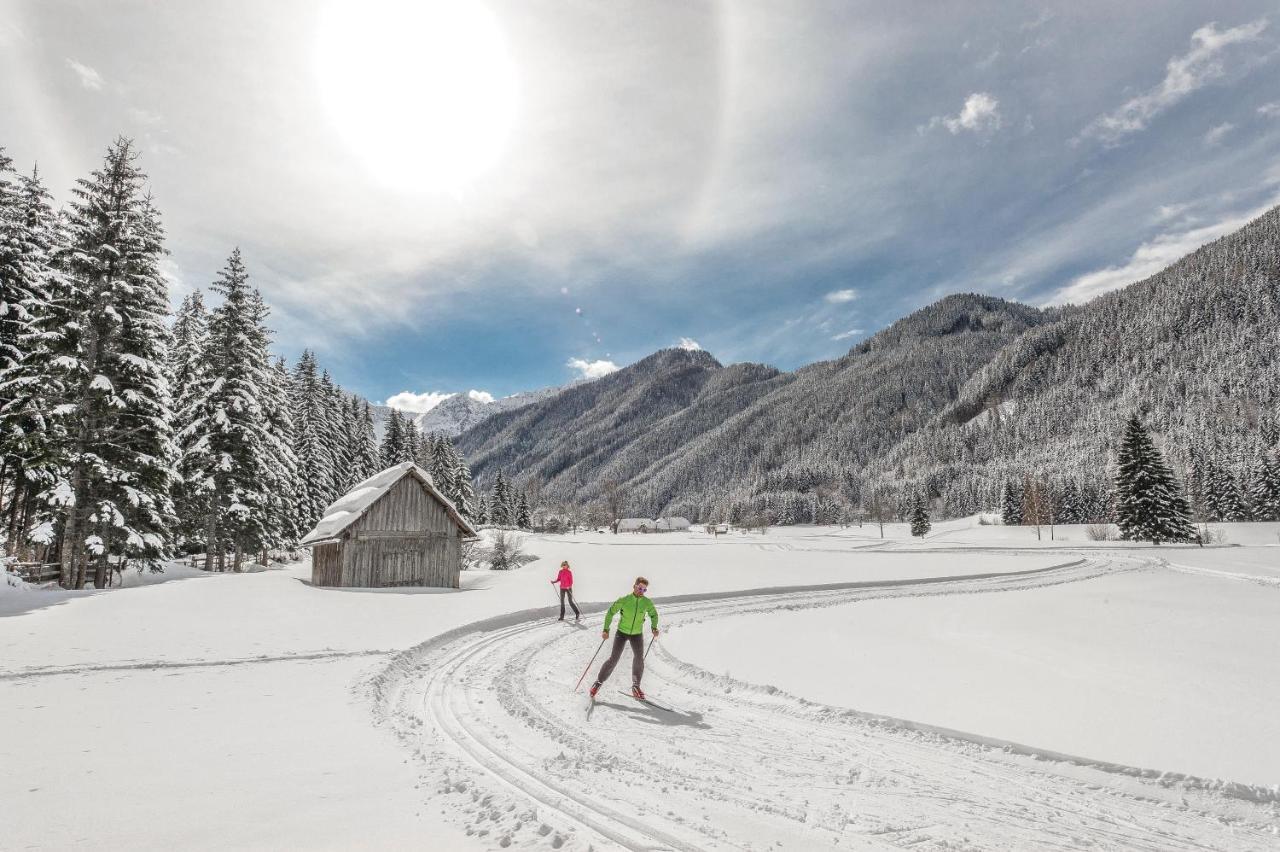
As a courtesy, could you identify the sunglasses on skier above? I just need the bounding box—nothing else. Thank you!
[634,585,647,593]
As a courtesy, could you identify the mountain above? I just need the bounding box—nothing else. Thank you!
[372,383,577,439]
[459,295,1049,515]
[458,205,1280,522]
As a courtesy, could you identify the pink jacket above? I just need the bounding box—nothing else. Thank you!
[554,567,573,589]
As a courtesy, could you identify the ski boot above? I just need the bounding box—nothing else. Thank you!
[631,684,645,701]
[589,682,601,700]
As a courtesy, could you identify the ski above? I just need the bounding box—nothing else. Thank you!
[618,690,673,712]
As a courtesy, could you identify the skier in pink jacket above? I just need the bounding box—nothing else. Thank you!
[552,560,581,621]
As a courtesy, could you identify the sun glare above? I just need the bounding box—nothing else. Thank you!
[315,0,519,192]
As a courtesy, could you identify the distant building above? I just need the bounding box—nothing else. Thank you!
[617,518,653,533]
[655,517,691,531]
[300,462,478,588]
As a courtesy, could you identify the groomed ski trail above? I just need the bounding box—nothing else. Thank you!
[367,556,1280,850]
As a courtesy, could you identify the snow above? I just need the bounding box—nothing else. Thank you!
[3,521,1278,849]
[676,551,1280,786]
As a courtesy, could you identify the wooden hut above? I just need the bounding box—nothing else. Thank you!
[300,462,478,588]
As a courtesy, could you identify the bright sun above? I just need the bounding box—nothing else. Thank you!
[315,0,518,192]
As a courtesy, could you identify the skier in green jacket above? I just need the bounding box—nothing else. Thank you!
[590,576,660,700]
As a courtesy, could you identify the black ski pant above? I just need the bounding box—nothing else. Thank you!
[593,629,645,685]
[559,587,580,620]
[596,632,644,687]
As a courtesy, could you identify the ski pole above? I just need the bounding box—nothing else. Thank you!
[644,633,658,661]
[574,635,607,692]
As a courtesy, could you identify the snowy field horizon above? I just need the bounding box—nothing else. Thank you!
[5,519,1279,849]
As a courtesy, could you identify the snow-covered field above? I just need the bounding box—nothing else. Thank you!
[2,520,1278,850]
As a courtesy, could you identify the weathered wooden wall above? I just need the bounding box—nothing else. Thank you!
[322,475,462,589]
[312,543,342,586]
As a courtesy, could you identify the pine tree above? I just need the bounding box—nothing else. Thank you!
[14,139,177,586]
[451,449,477,519]
[1000,479,1022,525]
[380,408,406,468]
[430,433,457,497]
[168,291,211,550]
[490,472,511,527]
[258,353,301,548]
[350,398,382,482]
[1113,415,1194,544]
[402,416,421,468]
[515,491,531,529]
[290,350,338,535]
[476,495,489,526]
[177,249,282,571]
[1249,450,1280,521]
[0,160,59,554]
[910,492,931,537]
[1205,463,1247,522]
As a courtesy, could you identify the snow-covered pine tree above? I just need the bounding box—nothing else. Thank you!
[490,472,511,527]
[18,139,177,587]
[415,430,436,471]
[168,290,211,550]
[430,433,457,498]
[178,248,282,571]
[1056,480,1083,524]
[258,353,301,549]
[1246,450,1280,521]
[380,407,405,468]
[451,448,476,519]
[1000,479,1022,525]
[352,399,381,481]
[0,160,58,554]
[290,350,338,535]
[515,491,531,529]
[476,494,489,526]
[402,417,422,468]
[1113,414,1194,544]
[1205,462,1247,522]
[910,492,931,537]
[318,371,348,499]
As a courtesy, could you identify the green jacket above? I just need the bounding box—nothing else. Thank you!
[605,593,659,635]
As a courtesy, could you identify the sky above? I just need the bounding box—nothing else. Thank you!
[3,1,1279,410]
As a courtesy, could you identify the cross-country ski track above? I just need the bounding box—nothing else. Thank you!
[367,554,1280,851]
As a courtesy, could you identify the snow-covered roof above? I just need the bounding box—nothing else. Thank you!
[656,517,691,529]
[617,518,654,530]
[299,462,478,546]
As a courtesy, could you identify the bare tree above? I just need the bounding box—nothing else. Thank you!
[602,478,625,532]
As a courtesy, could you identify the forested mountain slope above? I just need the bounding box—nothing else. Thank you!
[870,205,1280,518]
[459,207,1279,522]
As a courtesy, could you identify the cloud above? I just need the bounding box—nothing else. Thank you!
[824,288,859,303]
[831,328,864,341]
[1259,101,1280,118]
[466,389,495,403]
[65,58,104,90]
[566,357,619,379]
[675,337,702,351]
[1043,199,1277,305]
[1203,122,1235,147]
[384,390,455,412]
[923,93,1002,135]
[1077,19,1269,146]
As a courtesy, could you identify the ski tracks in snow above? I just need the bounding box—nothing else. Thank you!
[366,557,1280,851]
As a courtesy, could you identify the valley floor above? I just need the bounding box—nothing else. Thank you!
[2,520,1277,849]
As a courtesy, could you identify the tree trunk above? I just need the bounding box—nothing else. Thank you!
[60,468,90,590]
[204,512,217,572]
[232,538,243,573]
